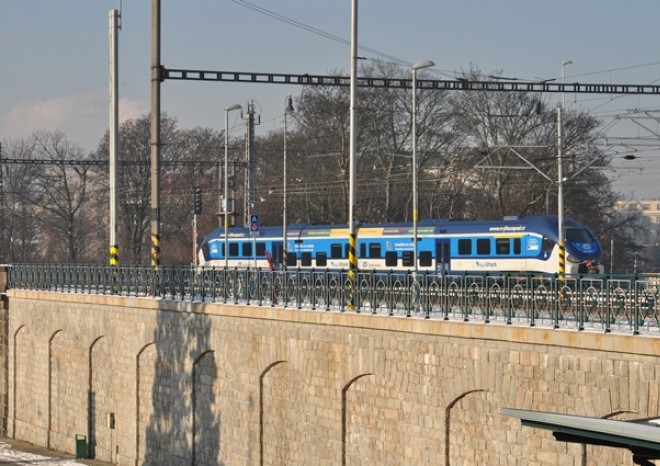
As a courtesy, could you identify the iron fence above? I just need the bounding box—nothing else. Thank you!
[7,263,660,335]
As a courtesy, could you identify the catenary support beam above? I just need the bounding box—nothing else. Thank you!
[162,68,660,95]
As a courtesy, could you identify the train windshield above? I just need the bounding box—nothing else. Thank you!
[566,227,592,244]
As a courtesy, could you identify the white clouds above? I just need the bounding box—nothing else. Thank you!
[118,97,149,123]
[2,92,147,152]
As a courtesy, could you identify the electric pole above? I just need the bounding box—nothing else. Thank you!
[243,101,260,226]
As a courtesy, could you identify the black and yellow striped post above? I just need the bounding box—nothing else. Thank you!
[109,244,119,293]
[151,233,161,296]
[109,245,119,267]
[150,234,160,268]
[348,231,357,310]
[558,240,566,283]
[557,239,566,302]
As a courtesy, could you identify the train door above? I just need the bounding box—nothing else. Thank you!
[271,241,284,268]
[436,239,451,271]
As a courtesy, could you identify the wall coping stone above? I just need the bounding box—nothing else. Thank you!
[8,289,657,357]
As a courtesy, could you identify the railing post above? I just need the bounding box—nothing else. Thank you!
[282,268,288,308]
[387,270,394,317]
[633,274,641,335]
[552,274,560,329]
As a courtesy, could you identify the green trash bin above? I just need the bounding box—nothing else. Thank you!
[75,434,88,459]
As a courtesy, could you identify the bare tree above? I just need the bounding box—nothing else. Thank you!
[0,65,639,270]
[94,114,225,264]
[29,131,99,262]
[449,69,556,218]
[161,126,224,264]
[264,61,457,225]
[1,138,44,262]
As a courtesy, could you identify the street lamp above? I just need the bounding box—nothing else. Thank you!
[224,103,242,268]
[561,59,573,110]
[411,59,435,273]
[282,95,294,271]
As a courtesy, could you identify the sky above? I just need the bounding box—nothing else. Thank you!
[3,0,660,199]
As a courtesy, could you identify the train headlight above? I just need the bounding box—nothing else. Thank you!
[566,254,580,263]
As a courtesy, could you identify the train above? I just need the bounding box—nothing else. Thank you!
[198,215,604,274]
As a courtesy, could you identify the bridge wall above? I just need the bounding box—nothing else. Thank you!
[5,289,660,466]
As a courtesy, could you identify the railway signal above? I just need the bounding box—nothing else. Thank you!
[193,187,202,215]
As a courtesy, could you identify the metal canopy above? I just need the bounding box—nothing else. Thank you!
[502,408,660,466]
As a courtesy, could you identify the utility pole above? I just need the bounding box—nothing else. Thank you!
[243,101,259,226]
[150,0,161,270]
[228,155,237,226]
[193,186,201,266]
[109,5,121,271]
[348,0,358,309]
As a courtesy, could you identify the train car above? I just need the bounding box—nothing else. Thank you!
[198,215,604,274]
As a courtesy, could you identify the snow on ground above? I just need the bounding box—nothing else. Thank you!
[0,441,84,465]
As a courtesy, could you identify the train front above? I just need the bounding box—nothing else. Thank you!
[564,220,604,274]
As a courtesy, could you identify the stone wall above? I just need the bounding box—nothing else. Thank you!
[0,266,8,436]
[5,289,660,465]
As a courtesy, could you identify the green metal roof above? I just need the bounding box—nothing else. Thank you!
[502,408,660,466]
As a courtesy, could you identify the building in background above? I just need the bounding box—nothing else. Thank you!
[615,198,660,271]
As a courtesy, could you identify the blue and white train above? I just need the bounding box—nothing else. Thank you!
[198,215,604,274]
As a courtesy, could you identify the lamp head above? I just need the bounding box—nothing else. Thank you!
[225,104,242,112]
[285,95,294,113]
[412,60,435,71]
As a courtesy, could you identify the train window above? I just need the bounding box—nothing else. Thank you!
[385,251,397,267]
[437,241,450,265]
[369,243,381,259]
[496,238,510,255]
[229,243,239,257]
[402,251,414,267]
[513,238,521,255]
[256,242,266,257]
[331,243,342,259]
[272,243,283,263]
[458,239,472,255]
[316,252,327,267]
[360,243,366,258]
[419,251,432,266]
[242,242,252,257]
[542,237,555,254]
[301,252,312,267]
[566,227,591,243]
[477,238,490,255]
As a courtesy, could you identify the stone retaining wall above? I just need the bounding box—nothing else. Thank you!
[5,289,660,465]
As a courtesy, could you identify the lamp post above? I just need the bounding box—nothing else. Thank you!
[224,104,242,268]
[558,60,572,279]
[411,59,434,273]
[282,96,294,271]
[561,59,572,110]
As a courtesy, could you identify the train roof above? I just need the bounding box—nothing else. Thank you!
[202,215,593,241]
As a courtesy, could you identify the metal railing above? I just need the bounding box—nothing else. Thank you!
[7,263,660,335]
